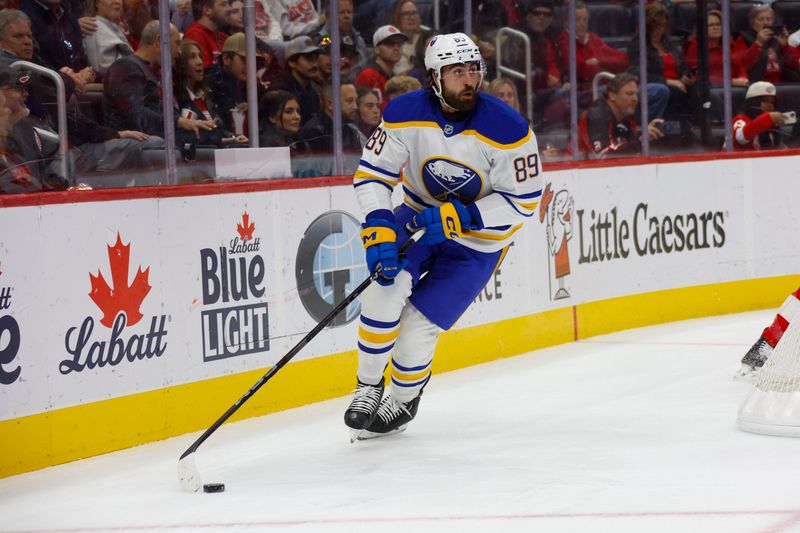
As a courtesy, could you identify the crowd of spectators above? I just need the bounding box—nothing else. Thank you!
[3,0,800,193]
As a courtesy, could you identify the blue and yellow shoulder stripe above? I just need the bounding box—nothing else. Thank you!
[382,91,533,150]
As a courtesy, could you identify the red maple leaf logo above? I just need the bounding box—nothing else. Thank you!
[88,233,152,328]
[237,212,255,242]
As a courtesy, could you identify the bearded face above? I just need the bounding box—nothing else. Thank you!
[439,63,481,113]
[441,82,477,113]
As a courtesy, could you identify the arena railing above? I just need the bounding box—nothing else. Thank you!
[11,60,69,181]
[495,27,533,125]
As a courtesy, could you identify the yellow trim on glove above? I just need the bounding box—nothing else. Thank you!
[439,202,464,240]
[360,226,396,248]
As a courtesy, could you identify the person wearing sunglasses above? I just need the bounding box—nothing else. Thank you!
[519,0,569,128]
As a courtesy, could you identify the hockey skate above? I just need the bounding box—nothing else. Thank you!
[344,378,384,442]
[736,335,773,380]
[357,394,421,440]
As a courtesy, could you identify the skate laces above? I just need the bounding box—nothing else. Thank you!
[349,383,382,414]
[377,396,410,423]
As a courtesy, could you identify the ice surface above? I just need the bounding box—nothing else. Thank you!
[3,309,800,533]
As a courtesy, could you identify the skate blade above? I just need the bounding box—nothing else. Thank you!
[349,428,364,443]
[356,424,408,441]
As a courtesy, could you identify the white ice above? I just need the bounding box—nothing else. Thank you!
[3,309,800,533]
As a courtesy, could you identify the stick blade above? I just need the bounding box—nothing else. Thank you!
[178,453,202,493]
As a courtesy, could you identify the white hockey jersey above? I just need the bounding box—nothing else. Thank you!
[354,90,543,253]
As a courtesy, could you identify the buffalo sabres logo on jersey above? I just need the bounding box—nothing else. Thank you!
[421,157,483,203]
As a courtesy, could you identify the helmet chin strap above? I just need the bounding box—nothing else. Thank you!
[431,74,459,113]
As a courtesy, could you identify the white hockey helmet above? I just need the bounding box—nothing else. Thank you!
[746,81,777,100]
[424,33,485,102]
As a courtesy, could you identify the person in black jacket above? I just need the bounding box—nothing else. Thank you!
[204,32,254,136]
[0,70,67,193]
[298,82,364,152]
[0,9,82,119]
[576,73,664,159]
[259,89,302,150]
[18,0,95,87]
[174,39,247,148]
[105,21,214,146]
[269,35,321,127]
[0,65,161,188]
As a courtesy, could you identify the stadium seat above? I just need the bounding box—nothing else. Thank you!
[709,87,747,126]
[773,1,800,31]
[673,3,699,36]
[416,0,433,27]
[536,128,570,152]
[587,3,634,48]
[709,85,748,123]
[672,3,754,36]
[776,83,800,113]
[731,3,757,36]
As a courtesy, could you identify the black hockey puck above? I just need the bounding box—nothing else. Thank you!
[203,483,225,493]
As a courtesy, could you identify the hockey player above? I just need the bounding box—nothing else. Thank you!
[344,33,543,440]
[739,287,800,377]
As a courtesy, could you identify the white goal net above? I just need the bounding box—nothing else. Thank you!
[738,316,800,437]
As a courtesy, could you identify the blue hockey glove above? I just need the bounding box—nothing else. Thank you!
[407,199,483,246]
[361,211,407,286]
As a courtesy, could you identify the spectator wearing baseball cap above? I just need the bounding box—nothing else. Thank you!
[318,0,369,73]
[355,25,407,107]
[731,81,787,151]
[204,32,252,135]
[272,35,322,126]
[315,33,361,84]
[0,70,31,123]
[0,69,64,194]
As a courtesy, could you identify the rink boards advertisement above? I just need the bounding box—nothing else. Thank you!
[1,152,799,476]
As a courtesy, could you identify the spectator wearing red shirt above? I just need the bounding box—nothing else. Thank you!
[734,5,800,85]
[684,10,748,87]
[184,0,229,67]
[556,1,628,92]
[731,81,787,151]
[355,25,407,107]
[627,3,694,123]
[519,0,568,127]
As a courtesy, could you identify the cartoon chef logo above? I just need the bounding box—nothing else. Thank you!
[420,157,483,203]
[540,183,574,301]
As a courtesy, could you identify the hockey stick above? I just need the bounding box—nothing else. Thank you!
[178,228,424,492]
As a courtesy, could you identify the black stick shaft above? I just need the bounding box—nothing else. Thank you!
[179,232,420,460]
